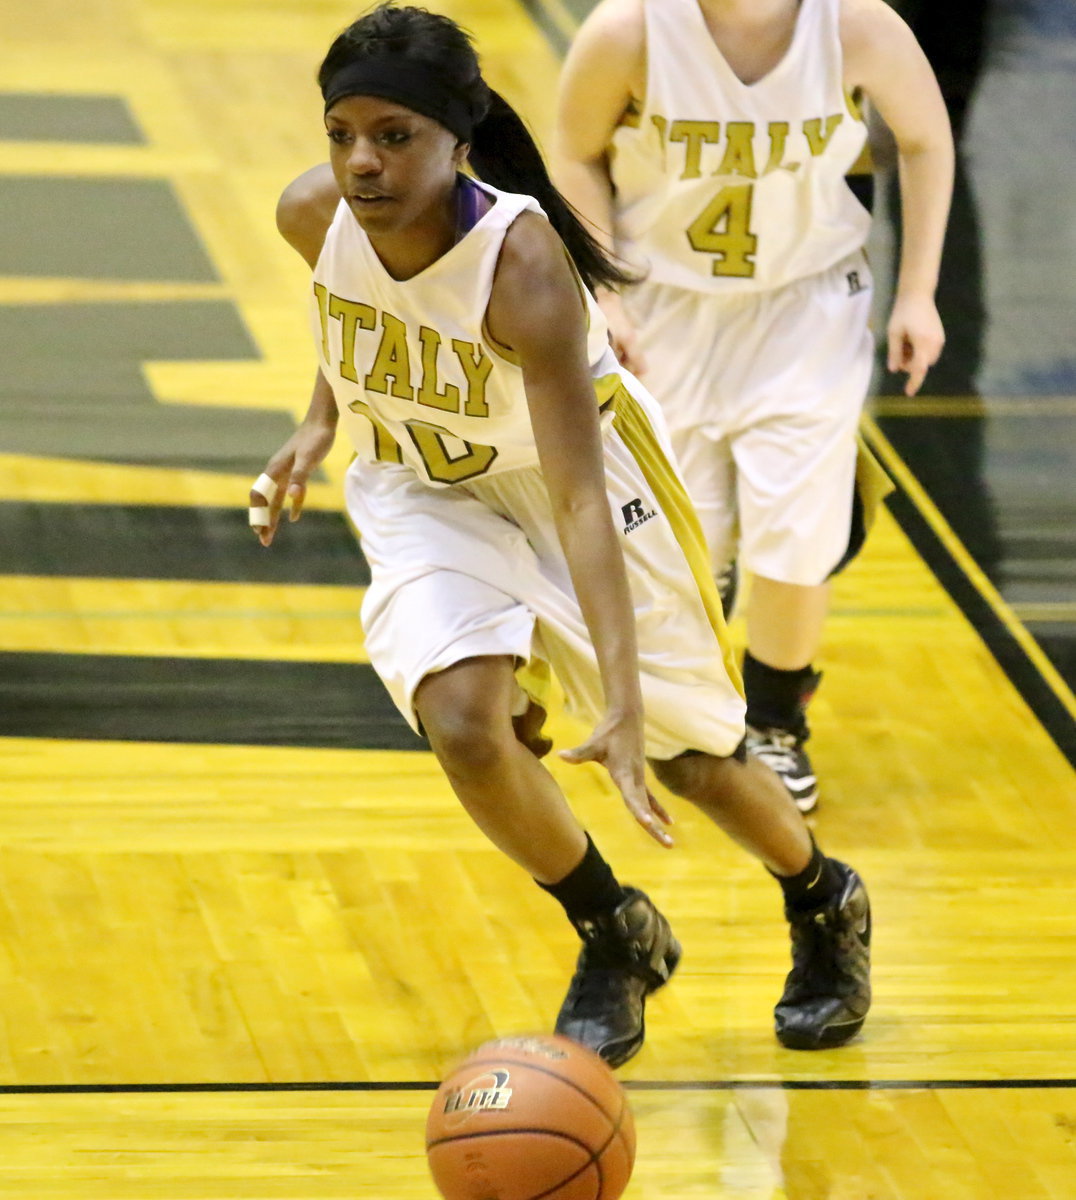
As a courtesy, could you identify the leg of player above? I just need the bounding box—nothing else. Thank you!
[650,747,871,1050]
[414,656,679,1068]
[743,576,830,814]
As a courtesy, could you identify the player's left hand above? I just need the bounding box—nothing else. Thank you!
[560,711,674,848]
[887,294,945,396]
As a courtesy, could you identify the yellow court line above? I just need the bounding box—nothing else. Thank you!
[0,576,369,662]
[0,144,218,177]
[0,452,344,510]
[873,395,1076,418]
[863,415,1076,722]
[0,278,228,305]
[1009,603,1076,623]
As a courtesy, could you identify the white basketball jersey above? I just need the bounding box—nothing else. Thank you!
[310,179,622,487]
[610,0,871,293]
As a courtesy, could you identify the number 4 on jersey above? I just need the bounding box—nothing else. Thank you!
[686,183,758,278]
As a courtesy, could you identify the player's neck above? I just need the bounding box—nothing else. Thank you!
[365,188,459,281]
[697,0,800,26]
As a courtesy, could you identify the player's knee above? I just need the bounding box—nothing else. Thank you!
[422,701,514,779]
[650,751,708,799]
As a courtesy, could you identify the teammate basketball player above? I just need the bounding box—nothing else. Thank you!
[555,0,954,812]
[249,3,871,1063]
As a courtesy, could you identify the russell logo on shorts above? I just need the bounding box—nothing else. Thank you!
[621,497,657,533]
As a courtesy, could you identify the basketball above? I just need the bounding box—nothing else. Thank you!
[426,1034,636,1200]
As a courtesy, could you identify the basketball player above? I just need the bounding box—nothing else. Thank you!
[250,3,871,1064]
[554,0,954,812]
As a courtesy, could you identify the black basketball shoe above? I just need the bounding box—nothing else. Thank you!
[555,888,681,1068]
[746,724,819,813]
[774,861,871,1050]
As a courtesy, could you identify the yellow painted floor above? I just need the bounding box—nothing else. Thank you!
[1,0,1075,1197]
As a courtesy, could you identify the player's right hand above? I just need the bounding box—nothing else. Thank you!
[560,710,674,848]
[887,293,945,397]
[248,420,336,547]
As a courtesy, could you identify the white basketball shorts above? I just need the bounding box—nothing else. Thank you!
[623,251,875,586]
[343,381,745,761]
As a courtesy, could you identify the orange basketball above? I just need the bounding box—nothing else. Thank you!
[426,1034,636,1200]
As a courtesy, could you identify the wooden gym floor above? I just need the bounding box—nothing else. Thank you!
[1,0,1075,1196]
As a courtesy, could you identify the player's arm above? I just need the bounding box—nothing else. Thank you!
[553,0,649,372]
[842,0,954,395]
[486,213,672,848]
[250,166,342,546]
[553,0,643,255]
[276,163,340,267]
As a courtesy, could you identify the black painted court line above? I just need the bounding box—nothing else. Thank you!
[0,651,423,750]
[877,407,1076,701]
[868,439,1076,770]
[0,502,368,584]
[0,1078,1073,1094]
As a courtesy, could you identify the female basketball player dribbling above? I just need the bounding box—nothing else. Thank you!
[249,2,872,1062]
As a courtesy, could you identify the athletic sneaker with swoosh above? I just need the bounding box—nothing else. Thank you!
[746,725,819,813]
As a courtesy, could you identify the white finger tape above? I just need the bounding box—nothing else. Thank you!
[249,505,272,527]
[253,472,278,502]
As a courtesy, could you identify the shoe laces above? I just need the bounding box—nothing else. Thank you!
[565,961,634,1007]
[574,912,649,968]
[750,727,802,771]
[567,900,660,989]
[562,938,644,1017]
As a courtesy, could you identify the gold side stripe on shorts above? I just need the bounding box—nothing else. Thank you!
[607,383,745,700]
[855,429,895,528]
[516,655,552,712]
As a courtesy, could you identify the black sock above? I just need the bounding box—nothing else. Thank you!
[743,651,820,738]
[771,839,843,913]
[537,834,627,925]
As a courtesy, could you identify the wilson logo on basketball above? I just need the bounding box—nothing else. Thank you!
[441,1069,513,1125]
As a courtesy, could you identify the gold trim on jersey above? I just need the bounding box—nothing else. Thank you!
[845,87,873,174]
[480,311,522,366]
[481,244,592,367]
[594,371,623,410]
[603,379,744,699]
[847,141,874,176]
[618,95,643,129]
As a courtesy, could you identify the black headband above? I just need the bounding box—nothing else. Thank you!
[321,58,484,144]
